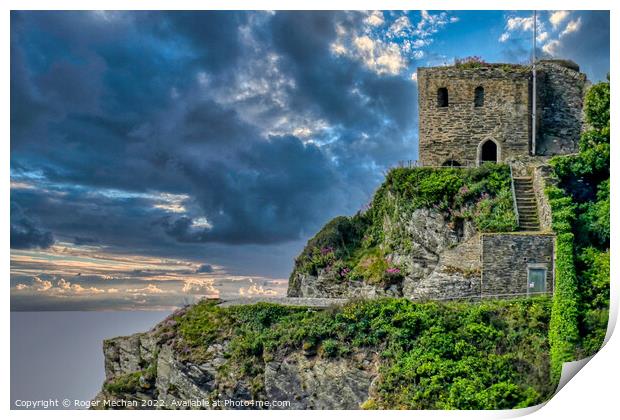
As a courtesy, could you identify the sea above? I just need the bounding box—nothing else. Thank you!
[10,311,170,410]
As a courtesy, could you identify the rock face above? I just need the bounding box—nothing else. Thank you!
[288,207,480,300]
[263,352,378,409]
[92,323,379,410]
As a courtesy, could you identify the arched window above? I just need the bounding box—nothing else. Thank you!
[437,87,449,107]
[474,86,484,107]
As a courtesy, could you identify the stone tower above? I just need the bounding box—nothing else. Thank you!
[417,60,587,167]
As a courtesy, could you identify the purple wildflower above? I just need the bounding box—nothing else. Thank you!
[320,246,334,255]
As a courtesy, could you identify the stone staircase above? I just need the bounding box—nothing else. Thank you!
[513,177,540,231]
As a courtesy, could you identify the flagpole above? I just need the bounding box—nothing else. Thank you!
[531,10,537,155]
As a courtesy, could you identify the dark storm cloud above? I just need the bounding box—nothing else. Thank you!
[73,236,98,246]
[11,10,421,257]
[544,11,610,81]
[498,11,609,82]
[10,203,54,250]
[196,264,214,273]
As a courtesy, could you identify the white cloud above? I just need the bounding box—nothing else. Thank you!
[330,11,457,74]
[388,16,412,38]
[14,277,107,295]
[57,278,105,294]
[501,14,548,44]
[549,11,570,29]
[537,31,549,42]
[365,11,384,27]
[411,39,429,49]
[506,16,535,32]
[415,10,453,38]
[560,18,582,37]
[330,42,347,55]
[15,277,53,292]
[410,72,418,82]
[542,39,561,55]
[182,279,218,295]
[127,283,165,295]
[153,193,190,214]
[351,35,406,75]
[191,217,213,230]
[239,283,278,297]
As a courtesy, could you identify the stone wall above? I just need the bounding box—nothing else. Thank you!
[418,65,531,166]
[536,60,588,155]
[404,234,481,300]
[481,233,554,297]
[531,164,555,232]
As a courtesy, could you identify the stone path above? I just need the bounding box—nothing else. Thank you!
[218,296,348,308]
[514,176,540,231]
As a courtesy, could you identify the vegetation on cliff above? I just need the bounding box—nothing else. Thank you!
[145,297,553,409]
[546,77,610,381]
[289,164,516,290]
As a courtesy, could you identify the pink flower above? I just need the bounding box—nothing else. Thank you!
[320,246,334,255]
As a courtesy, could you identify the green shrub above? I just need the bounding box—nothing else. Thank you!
[291,165,517,285]
[548,233,579,383]
[104,371,147,394]
[584,78,610,131]
[546,78,610,366]
[161,297,553,409]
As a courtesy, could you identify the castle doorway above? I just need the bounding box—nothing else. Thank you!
[479,140,498,164]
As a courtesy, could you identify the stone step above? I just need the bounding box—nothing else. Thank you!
[512,174,539,231]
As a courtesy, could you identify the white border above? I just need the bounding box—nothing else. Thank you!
[3,1,617,418]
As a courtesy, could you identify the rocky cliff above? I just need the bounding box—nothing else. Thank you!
[92,309,378,410]
[287,164,516,300]
[93,297,554,410]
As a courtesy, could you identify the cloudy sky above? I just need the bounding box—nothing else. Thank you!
[10,10,610,311]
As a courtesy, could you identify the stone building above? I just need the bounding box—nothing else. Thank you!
[418,60,587,167]
[414,59,588,300]
[288,58,587,302]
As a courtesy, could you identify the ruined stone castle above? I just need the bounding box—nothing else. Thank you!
[412,59,587,299]
[418,59,587,167]
[288,59,588,302]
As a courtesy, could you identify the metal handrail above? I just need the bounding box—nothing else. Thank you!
[509,165,520,228]
[394,159,478,169]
